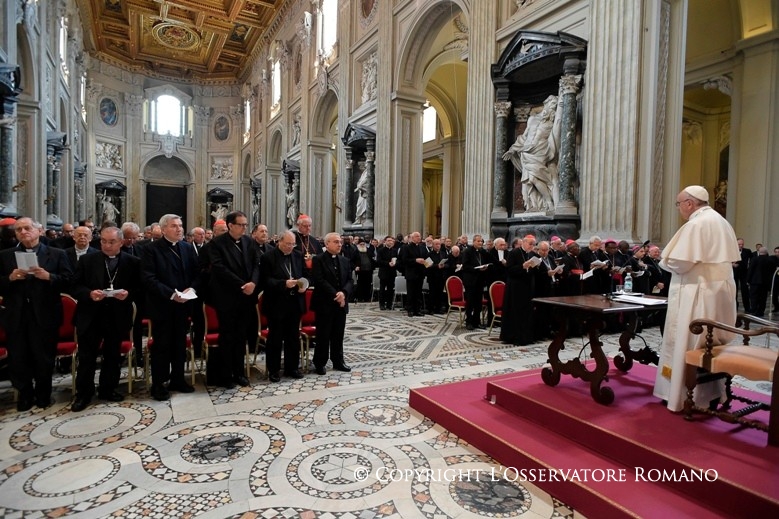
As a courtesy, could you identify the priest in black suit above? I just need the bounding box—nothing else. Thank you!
[207,211,260,388]
[69,226,142,411]
[141,214,201,401]
[259,230,308,382]
[0,217,73,411]
[311,233,354,375]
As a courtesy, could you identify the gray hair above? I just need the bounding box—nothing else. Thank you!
[159,214,181,228]
[121,222,140,235]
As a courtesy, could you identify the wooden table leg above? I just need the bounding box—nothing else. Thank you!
[614,311,659,372]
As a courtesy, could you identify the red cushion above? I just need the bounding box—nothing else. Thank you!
[300,326,316,336]
[56,342,77,356]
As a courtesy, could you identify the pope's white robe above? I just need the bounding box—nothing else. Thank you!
[653,206,740,412]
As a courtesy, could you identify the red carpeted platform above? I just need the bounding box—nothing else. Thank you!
[409,362,779,519]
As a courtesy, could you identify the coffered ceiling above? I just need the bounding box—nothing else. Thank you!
[76,0,286,83]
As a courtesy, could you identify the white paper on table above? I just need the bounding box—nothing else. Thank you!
[581,269,594,280]
[612,294,666,305]
[14,251,38,271]
[175,288,198,300]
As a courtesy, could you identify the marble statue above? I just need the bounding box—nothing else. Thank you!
[100,192,120,223]
[354,165,369,224]
[502,95,562,212]
[285,188,297,228]
[211,203,228,222]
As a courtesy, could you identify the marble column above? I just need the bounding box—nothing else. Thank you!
[73,160,85,220]
[364,139,375,226]
[555,72,582,216]
[492,101,512,218]
[461,0,497,236]
[343,148,354,227]
[0,64,21,217]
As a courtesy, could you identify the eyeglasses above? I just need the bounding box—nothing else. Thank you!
[675,199,693,207]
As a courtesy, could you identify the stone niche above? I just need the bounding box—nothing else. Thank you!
[341,123,375,240]
[95,179,126,225]
[490,30,587,243]
[207,187,233,228]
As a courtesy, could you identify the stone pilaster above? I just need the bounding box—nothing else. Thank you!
[492,101,512,218]
[461,0,497,237]
[556,72,582,216]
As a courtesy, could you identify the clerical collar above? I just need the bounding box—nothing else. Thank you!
[332,254,338,259]
[75,246,89,252]
[164,238,178,246]
[23,243,40,253]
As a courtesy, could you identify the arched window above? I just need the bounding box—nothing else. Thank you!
[243,98,251,144]
[319,0,338,58]
[58,15,69,81]
[143,86,193,137]
[271,60,281,117]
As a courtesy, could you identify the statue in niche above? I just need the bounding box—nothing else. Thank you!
[292,116,301,146]
[101,194,120,222]
[285,185,297,229]
[502,95,562,212]
[211,203,228,222]
[354,163,369,224]
[361,54,378,104]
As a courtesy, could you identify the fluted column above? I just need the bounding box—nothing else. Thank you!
[492,101,512,218]
[0,64,21,217]
[556,71,582,215]
[461,0,497,236]
[579,0,643,240]
[364,140,375,226]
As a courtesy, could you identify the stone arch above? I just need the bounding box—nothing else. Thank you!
[16,28,36,101]
[268,128,283,165]
[311,89,338,139]
[141,154,192,227]
[396,0,469,92]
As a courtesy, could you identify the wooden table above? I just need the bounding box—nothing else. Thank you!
[532,294,667,405]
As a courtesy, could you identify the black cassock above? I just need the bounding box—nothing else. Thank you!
[500,248,538,346]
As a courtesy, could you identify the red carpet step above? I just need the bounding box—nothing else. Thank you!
[409,363,779,518]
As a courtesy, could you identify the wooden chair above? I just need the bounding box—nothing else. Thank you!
[56,294,79,393]
[488,281,505,336]
[299,289,316,373]
[444,276,466,326]
[684,314,779,446]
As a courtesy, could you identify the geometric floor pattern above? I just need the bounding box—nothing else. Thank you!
[3,301,769,518]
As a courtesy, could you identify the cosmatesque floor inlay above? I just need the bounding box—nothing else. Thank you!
[2,301,757,518]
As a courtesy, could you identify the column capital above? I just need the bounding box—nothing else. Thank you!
[514,105,532,123]
[559,74,583,96]
[494,101,512,118]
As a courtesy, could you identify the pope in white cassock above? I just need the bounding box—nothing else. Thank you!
[653,185,740,412]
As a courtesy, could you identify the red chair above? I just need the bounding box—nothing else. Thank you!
[56,294,78,393]
[444,276,466,327]
[299,289,316,373]
[488,281,505,336]
[144,320,196,387]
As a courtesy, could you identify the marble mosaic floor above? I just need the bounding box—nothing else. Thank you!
[0,303,771,519]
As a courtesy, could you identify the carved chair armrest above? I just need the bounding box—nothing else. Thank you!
[736,313,778,329]
[689,318,779,353]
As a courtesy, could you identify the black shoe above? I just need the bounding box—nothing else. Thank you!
[466,324,475,331]
[379,305,386,310]
[285,370,304,379]
[16,397,34,413]
[234,375,250,387]
[414,312,423,317]
[269,373,281,383]
[408,311,414,317]
[314,366,326,375]
[151,384,170,401]
[97,390,124,402]
[168,381,195,393]
[36,396,52,409]
[333,364,351,373]
[218,381,236,389]
[71,395,92,412]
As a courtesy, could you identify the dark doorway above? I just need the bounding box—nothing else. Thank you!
[146,184,187,228]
